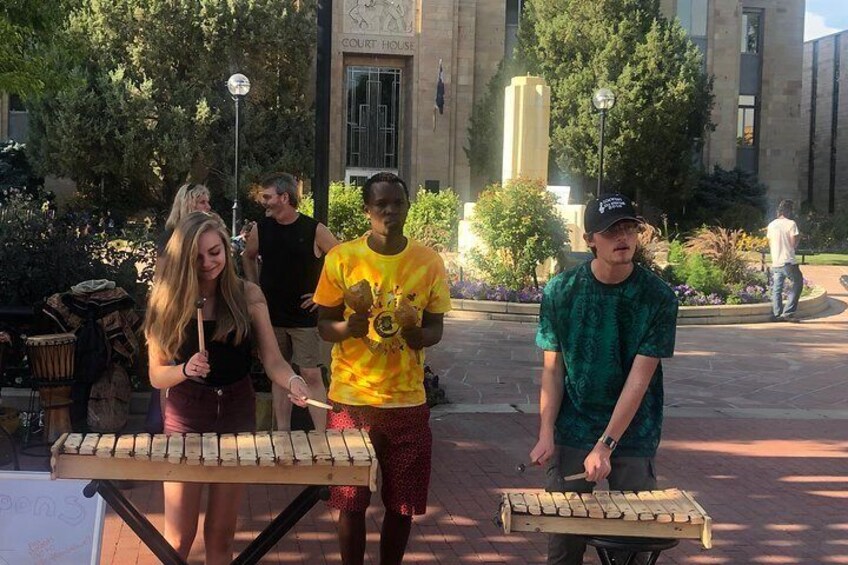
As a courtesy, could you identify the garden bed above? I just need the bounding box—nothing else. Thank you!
[447,286,829,325]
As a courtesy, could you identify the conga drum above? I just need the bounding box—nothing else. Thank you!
[26,333,76,442]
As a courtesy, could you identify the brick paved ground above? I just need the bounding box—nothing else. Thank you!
[98,415,848,564]
[89,265,848,563]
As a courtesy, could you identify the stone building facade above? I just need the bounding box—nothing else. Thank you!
[332,0,806,206]
[663,0,805,209]
[328,0,512,203]
[800,30,848,213]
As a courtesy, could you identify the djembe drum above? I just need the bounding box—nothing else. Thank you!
[26,333,76,442]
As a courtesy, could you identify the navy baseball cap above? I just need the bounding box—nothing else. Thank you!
[584,193,642,233]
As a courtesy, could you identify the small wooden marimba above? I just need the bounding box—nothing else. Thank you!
[51,430,378,492]
[51,429,380,565]
[499,489,712,549]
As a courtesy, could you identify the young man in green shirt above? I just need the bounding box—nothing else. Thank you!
[529,193,679,565]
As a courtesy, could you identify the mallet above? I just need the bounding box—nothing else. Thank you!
[195,298,207,353]
[516,462,589,482]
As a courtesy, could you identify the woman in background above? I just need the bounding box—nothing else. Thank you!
[157,183,212,254]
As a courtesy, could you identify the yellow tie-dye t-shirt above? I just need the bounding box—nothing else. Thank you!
[313,236,452,407]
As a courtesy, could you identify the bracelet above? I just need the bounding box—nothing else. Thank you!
[287,374,306,390]
[181,362,190,378]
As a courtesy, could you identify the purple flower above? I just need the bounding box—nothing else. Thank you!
[449,280,544,303]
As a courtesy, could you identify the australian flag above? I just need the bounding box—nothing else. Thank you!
[435,59,445,115]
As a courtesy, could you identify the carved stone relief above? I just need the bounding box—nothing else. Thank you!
[343,0,415,36]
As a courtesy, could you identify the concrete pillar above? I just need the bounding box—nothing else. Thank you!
[502,75,551,184]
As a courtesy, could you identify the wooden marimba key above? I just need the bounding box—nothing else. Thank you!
[52,430,378,492]
[499,489,712,549]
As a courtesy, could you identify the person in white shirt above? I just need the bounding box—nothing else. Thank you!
[766,200,803,322]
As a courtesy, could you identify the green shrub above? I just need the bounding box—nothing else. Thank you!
[798,207,848,252]
[406,189,461,251]
[0,188,154,307]
[684,226,748,284]
[668,239,686,264]
[470,178,568,288]
[671,253,726,297]
[0,141,43,198]
[300,182,370,242]
[679,166,767,232]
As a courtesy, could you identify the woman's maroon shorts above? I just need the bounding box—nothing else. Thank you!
[327,403,432,516]
[163,377,256,434]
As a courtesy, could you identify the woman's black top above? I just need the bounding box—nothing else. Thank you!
[176,320,252,387]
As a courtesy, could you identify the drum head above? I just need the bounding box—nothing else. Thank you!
[25,333,77,346]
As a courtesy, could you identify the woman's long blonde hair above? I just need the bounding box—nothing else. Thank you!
[165,183,210,230]
[144,212,250,361]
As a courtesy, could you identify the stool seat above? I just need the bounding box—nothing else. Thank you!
[586,537,679,552]
[586,536,679,565]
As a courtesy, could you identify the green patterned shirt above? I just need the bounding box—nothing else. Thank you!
[536,262,678,457]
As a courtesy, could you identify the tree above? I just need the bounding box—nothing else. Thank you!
[467,0,713,209]
[465,56,526,186]
[26,0,315,215]
[0,1,70,97]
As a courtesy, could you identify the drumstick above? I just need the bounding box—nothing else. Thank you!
[195,298,206,353]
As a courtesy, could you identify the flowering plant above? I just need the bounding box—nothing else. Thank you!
[450,280,544,303]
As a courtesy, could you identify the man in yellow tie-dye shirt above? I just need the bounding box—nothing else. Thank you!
[314,172,451,565]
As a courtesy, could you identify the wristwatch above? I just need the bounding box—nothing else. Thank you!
[598,434,618,451]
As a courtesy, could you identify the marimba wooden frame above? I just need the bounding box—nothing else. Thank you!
[51,432,380,565]
[500,491,713,550]
[52,450,377,488]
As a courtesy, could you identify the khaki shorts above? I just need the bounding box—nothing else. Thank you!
[273,326,320,369]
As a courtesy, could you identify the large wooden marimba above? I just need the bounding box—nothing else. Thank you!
[51,430,378,491]
[499,489,712,549]
[50,430,379,565]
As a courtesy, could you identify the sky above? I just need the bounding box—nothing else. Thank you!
[805,0,848,41]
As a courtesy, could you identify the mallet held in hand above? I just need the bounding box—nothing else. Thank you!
[515,462,588,482]
[195,298,206,353]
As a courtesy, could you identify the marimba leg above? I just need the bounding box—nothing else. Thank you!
[232,486,329,565]
[84,479,187,565]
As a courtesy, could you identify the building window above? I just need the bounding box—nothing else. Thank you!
[741,11,761,54]
[737,95,757,146]
[345,66,401,169]
[505,0,523,58]
[677,0,708,37]
[7,93,29,141]
[676,0,708,66]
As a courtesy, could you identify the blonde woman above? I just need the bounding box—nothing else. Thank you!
[144,212,313,564]
[157,183,212,254]
[147,183,213,434]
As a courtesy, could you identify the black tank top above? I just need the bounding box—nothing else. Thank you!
[257,214,323,327]
[176,320,252,387]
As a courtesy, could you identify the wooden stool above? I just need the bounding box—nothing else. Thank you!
[585,536,679,565]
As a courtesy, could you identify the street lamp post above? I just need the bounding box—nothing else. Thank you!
[592,87,616,196]
[227,73,251,237]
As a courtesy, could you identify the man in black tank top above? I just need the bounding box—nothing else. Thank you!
[243,173,339,431]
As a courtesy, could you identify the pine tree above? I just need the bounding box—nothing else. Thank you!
[518,0,713,209]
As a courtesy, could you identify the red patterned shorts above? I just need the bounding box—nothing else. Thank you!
[327,402,432,516]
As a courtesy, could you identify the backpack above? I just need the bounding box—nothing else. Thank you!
[74,307,111,384]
